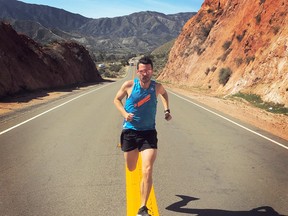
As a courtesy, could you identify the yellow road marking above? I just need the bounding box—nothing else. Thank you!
[126,155,159,216]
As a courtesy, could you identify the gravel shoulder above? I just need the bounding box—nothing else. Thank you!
[167,85,288,141]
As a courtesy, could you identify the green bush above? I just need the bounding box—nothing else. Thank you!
[219,67,232,85]
[233,92,288,115]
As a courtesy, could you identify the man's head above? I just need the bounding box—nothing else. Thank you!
[137,56,154,84]
[137,56,153,70]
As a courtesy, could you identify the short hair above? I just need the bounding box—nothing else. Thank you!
[137,56,153,69]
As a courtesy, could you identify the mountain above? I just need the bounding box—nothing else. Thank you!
[158,0,288,107]
[0,22,102,98]
[0,0,91,30]
[0,0,195,55]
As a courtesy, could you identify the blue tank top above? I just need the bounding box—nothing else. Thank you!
[123,79,157,130]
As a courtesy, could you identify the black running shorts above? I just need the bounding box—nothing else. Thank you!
[120,129,158,152]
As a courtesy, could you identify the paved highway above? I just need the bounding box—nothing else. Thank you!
[0,66,287,216]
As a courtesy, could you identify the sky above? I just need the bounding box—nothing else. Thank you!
[20,0,204,19]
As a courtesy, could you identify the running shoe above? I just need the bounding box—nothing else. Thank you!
[137,206,151,216]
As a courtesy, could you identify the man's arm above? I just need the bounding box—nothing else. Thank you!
[156,83,172,121]
[113,80,134,122]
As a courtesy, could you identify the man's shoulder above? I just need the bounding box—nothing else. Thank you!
[155,81,165,95]
[123,80,134,88]
[154,81,163,88]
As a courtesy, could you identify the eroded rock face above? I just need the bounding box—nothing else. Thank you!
[0,22,102,98]
[158,0,288,106]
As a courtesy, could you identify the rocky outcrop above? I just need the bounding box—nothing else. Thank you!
[158,0,288,106]
[0,22,102,98]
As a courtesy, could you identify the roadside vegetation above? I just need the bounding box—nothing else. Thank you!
[96,38,175,80]
[231,92,288,115]
[218,67,232,85]
[95,53,135,79]
[97,62,127,78]
[150,39,175,79]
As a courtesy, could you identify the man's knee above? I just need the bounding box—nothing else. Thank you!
[126,162,137,171]
[142,165,153,180]
[124,149,139,171]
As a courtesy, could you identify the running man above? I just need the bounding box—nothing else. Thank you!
[114,56,172,216]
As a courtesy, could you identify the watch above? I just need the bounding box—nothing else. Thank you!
[164,109,170,114]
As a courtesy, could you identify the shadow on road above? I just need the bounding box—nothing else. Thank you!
[166,195,286,216]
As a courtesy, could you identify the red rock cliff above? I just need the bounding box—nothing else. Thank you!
[0,22,102,98]
[158,0,288,106]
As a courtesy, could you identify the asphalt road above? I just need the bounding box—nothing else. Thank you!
[0,66,287,216]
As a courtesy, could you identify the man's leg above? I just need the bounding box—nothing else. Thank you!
[140,148,157,207]
[124,149,139,171]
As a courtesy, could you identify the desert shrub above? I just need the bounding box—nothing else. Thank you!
[219,67,232,85]
[222,40,232,51]
[207,9,213,13]
[200,26,211,39]
[199,20,216,43]
[236,35,243,42]
[234,57,243,67]
[103,71,117,78]
[109,64,122,72]
[259,0,266,5]
[195,12,204,23]
[272,26,280,35]
[221,48,232,62]
[246,56,255,64]
[255,14,261,24]
[193,45,201,54]
[236,30,247,42]
[211,66,217,72]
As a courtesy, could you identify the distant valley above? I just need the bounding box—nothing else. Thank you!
[0,0,195,58]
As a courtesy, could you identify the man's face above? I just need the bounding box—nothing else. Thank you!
[137,63,153,84]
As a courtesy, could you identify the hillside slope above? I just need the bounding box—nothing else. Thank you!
[158,0,288,106]
[0,22,102,98]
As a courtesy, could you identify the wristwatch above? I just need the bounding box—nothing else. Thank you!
[164,109,170,114]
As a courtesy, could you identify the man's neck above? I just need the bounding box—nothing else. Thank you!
[139,80,151,89]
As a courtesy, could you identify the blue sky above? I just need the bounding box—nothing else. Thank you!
[20,0,204,18]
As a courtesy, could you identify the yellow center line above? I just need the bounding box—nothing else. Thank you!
[126,155,159,216]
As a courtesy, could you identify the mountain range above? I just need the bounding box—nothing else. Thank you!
[0,0,195,56]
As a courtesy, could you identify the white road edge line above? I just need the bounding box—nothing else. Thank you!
[0,82,115,136]
[169,90,288,151]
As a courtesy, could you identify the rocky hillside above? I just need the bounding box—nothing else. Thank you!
[158,0,288,106]
[0,22,102,98]
[0,0,195,55]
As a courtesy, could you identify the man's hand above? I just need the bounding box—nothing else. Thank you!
[165,112,172,121]
[125,113,134,122]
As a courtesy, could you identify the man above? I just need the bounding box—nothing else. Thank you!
[114,56,172,216]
